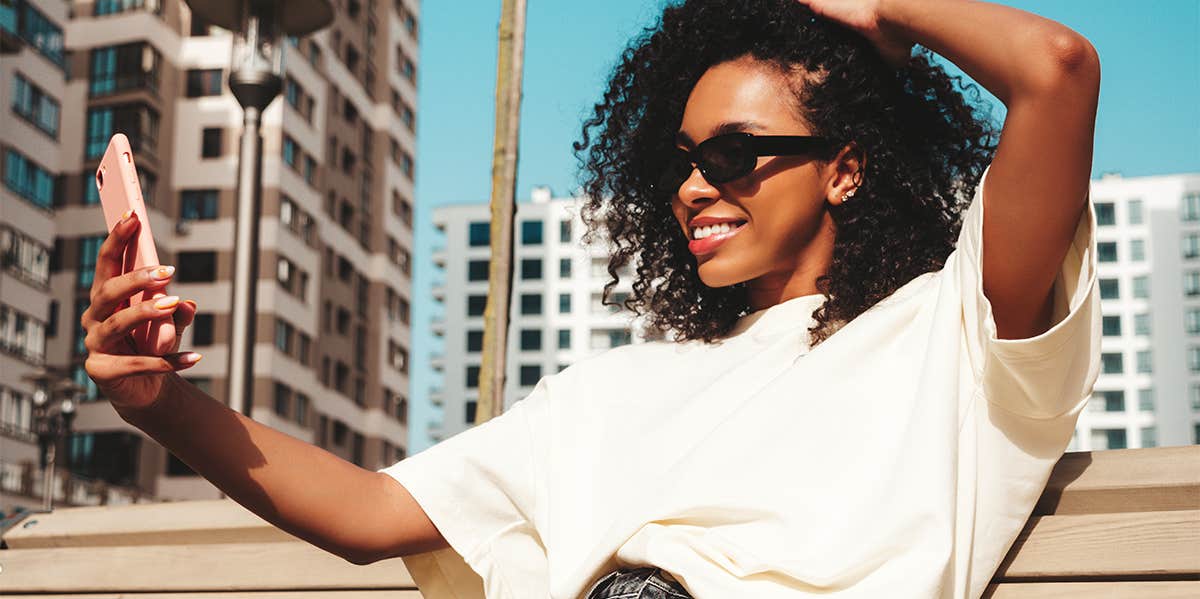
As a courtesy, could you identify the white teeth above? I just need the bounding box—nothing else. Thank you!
[692,222,741,240]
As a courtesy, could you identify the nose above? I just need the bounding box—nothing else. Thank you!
[675,164,719,209]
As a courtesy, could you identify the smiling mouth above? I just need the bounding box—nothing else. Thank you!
[687,221,747,256]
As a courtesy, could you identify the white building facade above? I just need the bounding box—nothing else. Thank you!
[1069,171,1200,450]
[429,187,653,442]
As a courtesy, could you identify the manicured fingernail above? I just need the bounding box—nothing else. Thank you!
[180,352,202,364]
[154,296,180,310]
[120,209,133,221]
[151,265,175,280]
[184,299,198,309]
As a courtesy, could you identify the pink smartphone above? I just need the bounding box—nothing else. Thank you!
[97,134,176,355]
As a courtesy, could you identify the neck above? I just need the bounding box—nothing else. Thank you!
[745,215,835,312]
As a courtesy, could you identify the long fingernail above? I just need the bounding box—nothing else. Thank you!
[154,296,180,310]
[151,265,175,280]
[120,209,133,221]
[180,352,202,364]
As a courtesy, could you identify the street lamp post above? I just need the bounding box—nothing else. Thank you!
[183,0,332,416]
[22,369,80,512]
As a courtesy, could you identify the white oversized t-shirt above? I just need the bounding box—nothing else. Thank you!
[378,162,1101,598]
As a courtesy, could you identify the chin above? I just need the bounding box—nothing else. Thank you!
[695,258,751,288]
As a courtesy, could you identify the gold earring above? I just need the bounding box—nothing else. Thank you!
[840,188,857,203]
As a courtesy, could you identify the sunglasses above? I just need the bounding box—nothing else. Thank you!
[654,131,839,195]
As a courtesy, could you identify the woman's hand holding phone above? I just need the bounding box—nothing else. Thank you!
[82,211,201,416]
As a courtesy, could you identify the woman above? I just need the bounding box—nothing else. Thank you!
[82,0,1101,597]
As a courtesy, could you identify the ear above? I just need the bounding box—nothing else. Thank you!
[825,143,866,206]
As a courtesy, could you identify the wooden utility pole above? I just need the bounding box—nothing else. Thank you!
[476,0,528,425]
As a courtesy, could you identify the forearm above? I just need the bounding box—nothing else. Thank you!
[878,0,1097,104]
[116,373,389,564]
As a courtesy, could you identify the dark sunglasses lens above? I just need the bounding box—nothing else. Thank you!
[698,135,754,183]
[657,153,693,195]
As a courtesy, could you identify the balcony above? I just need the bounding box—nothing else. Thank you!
[430,320,445,337]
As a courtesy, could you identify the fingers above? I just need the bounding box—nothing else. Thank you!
[91,211,141,301]
[87,264,176,322]
[86,295,183,354]
[86,351,203,382]
[170,300,198,354]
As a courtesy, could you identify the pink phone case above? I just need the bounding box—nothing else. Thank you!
[97,134,177,355]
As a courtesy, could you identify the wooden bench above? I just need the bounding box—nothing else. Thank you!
[1,446,1196,597]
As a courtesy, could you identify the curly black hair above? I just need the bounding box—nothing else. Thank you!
[573,0,1000,347]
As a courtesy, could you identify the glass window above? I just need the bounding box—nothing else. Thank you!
[559,258,572,278]
[201,127,223,158]
[1100,352,1123,374]
[1135,312,1152,335]
[520,293,542,315]
[1188,346,1200,373]
[282,136,297,167]
[520,258,543,280]
[1101,315,1121,336]
[1136,350,1152,373]
[181,189,218,220]
[1184,233,1200,259]
[1182,192,1200,222]
[1132,275,1149,299]
[185,68,223,97]
[466,365,479,388]
[1097,241,1117,263]
[77,235,104,288]
[1129,239,1145,262]
[467,294,487,317]
[3,150,56,210]
[468,221,489,246]
[92,43,161,96]
[559,293,571,314]
[521,220,543,245]
[15,2,65,66]
[1140,426,1157,448]
[1185,271,1200,297]
[85,104,159,159]
[1089,390,1124,412]
[559,220,571,243]
[177,251,217,282]
[273,382,291,418]
[1127,199,1143,224]
[466,329,483,352]
[519,364,541,387]
[11,73,60,137]
[1091,428,1127,450]
[557,328,570,350]
[1095,202,1115,226]
[1191,384,1200,411]
[1098,278,1119,299]
[1187,309,1200,335]
[468,259,489,281]
[520,329,542,351]
[1138,387,1154,412]
[191,313,214,345]
[465,400,477,424]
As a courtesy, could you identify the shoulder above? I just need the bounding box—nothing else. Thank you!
[557,338,708,382]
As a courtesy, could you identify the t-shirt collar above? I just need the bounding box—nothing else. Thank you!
[727,292,827,341]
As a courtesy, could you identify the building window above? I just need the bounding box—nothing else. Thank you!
[185,68,222,97]
[11,73,60,138]
[1184,233,1200,259]
[559,293,571,314]
[1136,312,1152,336]
[180,189,218,220]
[1097,241,1117,263]
[283,136,298,168]
[1129,239,1145,262]
[1098,278,1119,300]
[560,220,571,243]
[558,328,570,349]
[1189,346,1200,373]
[468,259,489,282]
[77,236,105,289]
[466,330,483,352]
[1138,387,1155,412]
[91,43,161,96]
[177,251,217,282]
[273,382,291,418]
[274,318,294,354]
[520,293,542,315]
[1091,428,1127,450]
[201,127,223,158]
[466,365,480,388]
[1182,192,1200,222]
[3,150,56,210]
[1140,426,1157,448]
[1089,390,1124,412]
[1095,202,1115,226]
[1100,352,1123,374]
[1132,275,1149,299]
[519,364,541,387]
[85,104,160,159]
[1,226,50,287]
[1185,271,1200,297]
[468,221,489,246]
[520,258,543,280]
[521,220,543,245]
[192,313,214,345]
[13,2,64,65]
[1101,315,1121,336]
[559,258,572,278]
[1137,350,1154,374]
[465,400,476,424]
[520,329,541,351]
[1127,198,1144,224]
[0,304,46,365]
[467,295,487,317]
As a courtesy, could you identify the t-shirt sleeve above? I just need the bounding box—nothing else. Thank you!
[955,161,1102,419]
[376,376,553,599]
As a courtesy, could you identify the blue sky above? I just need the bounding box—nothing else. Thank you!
[406,0,1200,453]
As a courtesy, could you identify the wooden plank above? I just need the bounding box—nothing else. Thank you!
[2,594,424,599]
[993,510,1200,579]
[984,581,1200,598]
[2,499,294,549]
[1034,446,1200,515]
[0,542,418,593]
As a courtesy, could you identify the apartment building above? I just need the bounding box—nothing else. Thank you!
[1,0,419,510]
[427,187,657,443]
[1068,171,1200,451]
